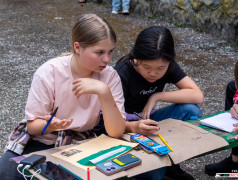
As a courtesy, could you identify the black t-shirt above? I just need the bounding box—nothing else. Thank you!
[114,60,187,113]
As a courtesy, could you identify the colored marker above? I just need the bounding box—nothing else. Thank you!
[87,167,90,180]
[41,107,59,135]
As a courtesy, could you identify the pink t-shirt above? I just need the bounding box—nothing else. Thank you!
[25,55,125,144]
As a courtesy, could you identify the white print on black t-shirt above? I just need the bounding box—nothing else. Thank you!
[140,86,157,95]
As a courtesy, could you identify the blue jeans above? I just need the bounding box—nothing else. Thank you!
[150,103,202,121]
[112,0,130,11]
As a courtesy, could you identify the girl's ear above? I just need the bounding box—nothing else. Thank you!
[133,59,138,65]
[73,42,81,54]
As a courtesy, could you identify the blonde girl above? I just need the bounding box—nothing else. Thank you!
[0,14,126,179]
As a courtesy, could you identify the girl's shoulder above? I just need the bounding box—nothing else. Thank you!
[114,59,131,71]
[97,65,121,83]
[114,60,133,77]
[35,55,71,77]
[100,65,118,77]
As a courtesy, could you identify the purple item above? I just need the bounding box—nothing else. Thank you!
[10,155,26,163]
[126,109,156,121]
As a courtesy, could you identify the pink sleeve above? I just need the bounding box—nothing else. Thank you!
[107,70,126,119]
[24,74,54,121]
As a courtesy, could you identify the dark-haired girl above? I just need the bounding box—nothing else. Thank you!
[115,26,204,180]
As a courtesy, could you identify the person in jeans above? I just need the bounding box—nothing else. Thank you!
[205,61,238,175]
[111,0,130,14]
[115,26,204,180]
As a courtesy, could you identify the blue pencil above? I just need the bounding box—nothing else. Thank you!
[41,107,59,135]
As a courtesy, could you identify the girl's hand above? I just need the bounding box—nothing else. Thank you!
[142,94,158,119]
[232,123,238,140]
[230,104,238,140]
[43,115,73,131]
[72,78,107,98]
[134,119,159,135]
[230,104,238,119]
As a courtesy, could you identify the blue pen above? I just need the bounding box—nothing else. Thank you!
[41,107,59,135]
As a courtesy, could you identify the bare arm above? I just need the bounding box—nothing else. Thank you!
[27,116,73,136]
[154,76,204,104]
[125,119,159,135]
[73,78,125,138]
[142,76,204,118]
[98,85,126,138]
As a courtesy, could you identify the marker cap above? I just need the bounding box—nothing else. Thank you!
[190,116,198,120]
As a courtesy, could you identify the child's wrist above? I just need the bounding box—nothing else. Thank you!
[126,121,137,133]
[97,84,110,97]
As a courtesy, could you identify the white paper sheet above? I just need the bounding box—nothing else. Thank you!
[200,112,238,132]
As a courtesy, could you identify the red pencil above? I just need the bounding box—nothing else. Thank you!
[87,167,90,180]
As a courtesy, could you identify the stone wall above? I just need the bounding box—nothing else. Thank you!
[130,0,238,43]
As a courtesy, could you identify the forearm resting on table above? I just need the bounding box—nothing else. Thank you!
[98,86,126,138]
[27,119,54,136]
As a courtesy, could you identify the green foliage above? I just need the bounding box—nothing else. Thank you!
[148,14,155,19]
[141,14,146,18]
[195,27,203,33]
[229,40,238,49]
[173,21,182,27]
[225,40,238,50]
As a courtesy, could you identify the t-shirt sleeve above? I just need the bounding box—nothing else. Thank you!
[24,73,54,121]
[106,69,126,119]
[167,62,187,84]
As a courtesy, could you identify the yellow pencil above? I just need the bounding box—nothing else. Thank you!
[158,133,173,152]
